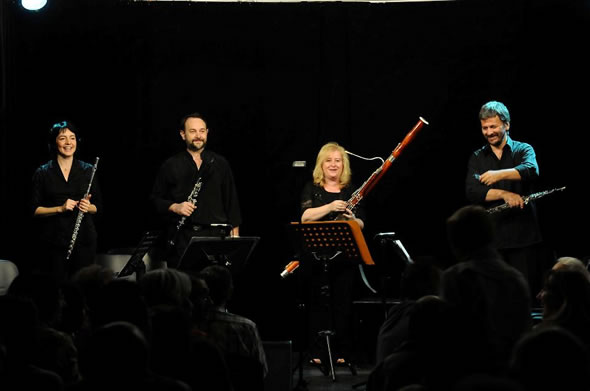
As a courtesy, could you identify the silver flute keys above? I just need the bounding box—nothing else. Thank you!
[66,157,100,261]
[486,186,566,214]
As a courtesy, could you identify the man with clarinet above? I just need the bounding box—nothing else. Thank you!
[31,120,102,282]
[465,101,544,298]
[150,112,241,268]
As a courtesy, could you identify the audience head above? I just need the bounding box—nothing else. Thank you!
[188,274,212,323]
[79,321,150,383]
[537,257,590,303]
[0,295,40,365]
[70,264,115,314]
[400,258,441,300]
[447,205,495,261]
[510,326,590,391]
[552,257,590,279]
[541,269,590,325]
[199,264,233,308]
[7,272,63,328]
[90,279,151,341]
[139,268,193,313]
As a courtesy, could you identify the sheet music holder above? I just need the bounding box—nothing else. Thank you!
[175,236,260,274]
[117,230,162,279]
[288,220,373,382]
[289,220,375,266]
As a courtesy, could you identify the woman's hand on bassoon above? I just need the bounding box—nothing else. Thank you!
[330,200,348,214]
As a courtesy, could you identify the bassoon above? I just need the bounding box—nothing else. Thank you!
[66,157,99,261]
[282,117,429,279]
[343,117,429,214]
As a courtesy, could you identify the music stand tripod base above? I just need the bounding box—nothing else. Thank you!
[289,220,374,382]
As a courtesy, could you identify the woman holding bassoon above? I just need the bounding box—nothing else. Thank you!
[31,120,101,282]
[299,141,366,372]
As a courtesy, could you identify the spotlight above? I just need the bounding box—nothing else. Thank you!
[21,0,47,11]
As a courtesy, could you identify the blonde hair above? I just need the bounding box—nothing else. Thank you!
[312,142,351,187]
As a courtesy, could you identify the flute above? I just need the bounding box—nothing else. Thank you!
[66,157,99,261]
[167,177,203,248]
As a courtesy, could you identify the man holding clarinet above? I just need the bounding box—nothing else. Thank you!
[150,112,241,268]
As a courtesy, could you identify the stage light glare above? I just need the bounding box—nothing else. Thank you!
[21,0,48,11]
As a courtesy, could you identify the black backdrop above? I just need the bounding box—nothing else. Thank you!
[1,0,589,341]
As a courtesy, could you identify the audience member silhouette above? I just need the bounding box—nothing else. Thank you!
[89,278,151,338]
[509,325,590,391]
[73,321,190,391]
[199,264,267,391]
[0,259,19,295]
[139,268,232,391]
[451,373,523,391]
[367,295,474,391]
[536,268,590,348]
[188,273,213,327]
[0,295,64,390]
[7,272,81,386]
[375,258,441,364]
[69,264,115,327]
[139,268,193,312]
[442,205,532,372]
[535,256,590,305]
[57,280,89,344]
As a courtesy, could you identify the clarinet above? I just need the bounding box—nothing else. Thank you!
[167,177,203,248]
[486,186,566,214]
[66,157,100,261]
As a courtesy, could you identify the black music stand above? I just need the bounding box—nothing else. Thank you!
[175,236,260,274]
[288,220,374,383]
[117,230,162,279]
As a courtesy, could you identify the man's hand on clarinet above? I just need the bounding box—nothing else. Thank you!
[171,201,196,216]
[502,192,525,209]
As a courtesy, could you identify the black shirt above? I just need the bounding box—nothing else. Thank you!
[465,135,541,249]
[31,159,101,247]
[150,150,241,229]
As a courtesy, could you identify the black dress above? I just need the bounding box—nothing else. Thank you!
[299,181,366,362]
[31,159,101,281]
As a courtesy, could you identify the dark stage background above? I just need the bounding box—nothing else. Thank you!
[1,0,589,342]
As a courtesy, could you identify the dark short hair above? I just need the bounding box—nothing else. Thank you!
[179,112,207,131]
[48,120,81,155]
[199,265,233,306]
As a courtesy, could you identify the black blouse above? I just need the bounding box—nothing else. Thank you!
[300,181,366,223]
[31,159,102,247]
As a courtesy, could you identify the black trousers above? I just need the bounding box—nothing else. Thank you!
[499,243,553,304]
